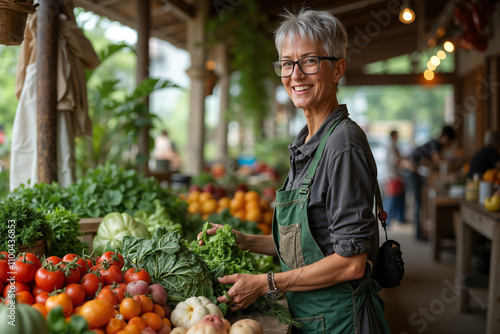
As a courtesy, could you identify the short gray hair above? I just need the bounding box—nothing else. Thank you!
[274,9,348,59]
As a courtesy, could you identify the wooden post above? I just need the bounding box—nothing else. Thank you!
[185,0,209,176]
[214,43,229,163]
[37,0,59,184]
[136,0,150,173]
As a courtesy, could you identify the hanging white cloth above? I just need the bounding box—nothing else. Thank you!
[10,3,99,191]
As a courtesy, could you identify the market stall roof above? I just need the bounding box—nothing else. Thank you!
[73,0,454,77]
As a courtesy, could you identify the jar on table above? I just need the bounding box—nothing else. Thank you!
[465,173,480,202]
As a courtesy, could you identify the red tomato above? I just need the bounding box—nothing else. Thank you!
[3,281,30,298]
[97,251,125,269]
[0,258,9,283]
[85,258,94,270]
[62,254,88,277]
[100,264,123,286]
[17,253,42,270]
[16,290,34,305]
[80,273,104,299]
[65,283,86,307]
[96,287,117,305]
[0,281,3,294]
[124,268,151,285]
[12,258,36,283]
[35,266,65,292]
[35,291,50,304]
[60,262,81,285]
[32,285,44,297]
[46,256,62,265]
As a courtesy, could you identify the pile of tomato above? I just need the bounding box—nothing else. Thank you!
[0,251,172,334]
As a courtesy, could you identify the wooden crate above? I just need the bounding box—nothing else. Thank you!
[79,218,102,253]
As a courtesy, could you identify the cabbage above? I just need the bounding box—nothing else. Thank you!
[93,212,151,255]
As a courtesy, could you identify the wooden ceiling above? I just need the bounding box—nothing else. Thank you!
[73,0,453,76]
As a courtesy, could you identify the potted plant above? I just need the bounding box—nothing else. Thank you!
[0,197,52,257]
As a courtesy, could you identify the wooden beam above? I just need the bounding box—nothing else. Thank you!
[160,0,194,20]
[37,0,59,184]
[418,0,459,51]
[74,0,138,28]
[344,72,456,86]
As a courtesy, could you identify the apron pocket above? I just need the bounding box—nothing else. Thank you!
[295,315,326,334]
[278,223,306,269]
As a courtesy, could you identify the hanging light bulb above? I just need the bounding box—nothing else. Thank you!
[399,1,415,24]
[444,41,455,52]
[424,70,435,81]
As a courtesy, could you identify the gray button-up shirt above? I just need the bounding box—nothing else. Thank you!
[284,105,379,266]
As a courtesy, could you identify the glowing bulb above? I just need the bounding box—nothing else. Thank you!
[424,70,435,81]
[427,61,436,71]
[430,56,440,66]
[437,50,446,60]
[399,8,415,24]
[444,41,454,52]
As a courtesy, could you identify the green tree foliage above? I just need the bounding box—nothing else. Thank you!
[0,45,21,139]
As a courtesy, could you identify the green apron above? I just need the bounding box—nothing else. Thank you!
[272,119,390,334]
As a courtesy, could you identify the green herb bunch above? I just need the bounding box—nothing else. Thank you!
[46,207,88,258]
[0,197,53,253]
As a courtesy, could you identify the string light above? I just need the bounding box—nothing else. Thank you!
[437,50,446,60]
[399,1,415,24]
[427,61,436,71]
[430,56,441,66]
[444,41,454,53]
[423,69,434,81]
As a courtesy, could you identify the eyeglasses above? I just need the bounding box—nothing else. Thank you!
[272,56,340,77]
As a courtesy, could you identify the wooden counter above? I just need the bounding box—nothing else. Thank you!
[457,201,500,334]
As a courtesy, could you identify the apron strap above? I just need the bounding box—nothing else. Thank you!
[299,117,344,194]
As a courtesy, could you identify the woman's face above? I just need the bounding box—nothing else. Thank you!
[280,36,343,112]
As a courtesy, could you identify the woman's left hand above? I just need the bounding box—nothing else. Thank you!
[217,273,267,311]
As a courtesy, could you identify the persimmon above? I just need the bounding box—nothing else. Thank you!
[119,297,141,321]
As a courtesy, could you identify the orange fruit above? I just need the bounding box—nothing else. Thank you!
[141,312,162,331]
[127,317,147,331]
[202,198,218,214]
[230,197,245,212]
[187,190,201,203]
[199,192,214,203]
[218,197,231,209]
[80,300,115,329]
[105,318,125,334]
[152,304,165,318]
[244,190,260,203]
[259,198,271,211]
[263,211,274,225]
[31,303,47,317]
[188,202,200,215]
[119,298,141,321]
[135,295,153,314]
[234,190,245,200]
[122,323,141,334]
[246,208,262,223]
[232,210,246,221]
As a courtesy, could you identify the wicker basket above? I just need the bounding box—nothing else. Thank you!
[0,0,37,46]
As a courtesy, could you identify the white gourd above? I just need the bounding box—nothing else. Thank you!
[171,296,224,328]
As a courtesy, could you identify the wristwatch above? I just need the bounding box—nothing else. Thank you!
[266,272,280,300]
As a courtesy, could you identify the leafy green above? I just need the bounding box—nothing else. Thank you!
[9,164,189,224]
[134,199,183,235]
[0,197,53,253]
[120,227,215,306]
[45,208,88,258]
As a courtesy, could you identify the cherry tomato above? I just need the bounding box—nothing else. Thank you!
[16,290,34,305]
[97,251,125,269]
[12,257,36,283]
[62,254,88,277]
[111,285,126,304]
[85,258,94,270]
[123,268,151,285]
[100,264,123,286]
[17,253,42,270]
[35,291,50,305]
[65,283,86,307]
[35,265,65,292]
[46,292,73,317]
[32,285,44,297]
[46,256,62,265]
[80,272,104,299]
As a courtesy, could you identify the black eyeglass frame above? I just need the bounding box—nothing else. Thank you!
[272,56,340,77]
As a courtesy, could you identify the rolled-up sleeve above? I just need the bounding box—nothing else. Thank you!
[327,148,376,257]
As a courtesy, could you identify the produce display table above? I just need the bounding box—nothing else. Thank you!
[457,201,500,334]
[78,218,102,253]
[427,189,461,261]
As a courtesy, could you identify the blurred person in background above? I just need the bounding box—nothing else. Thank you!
[152,129,181,171]
[401,125,456,241]
[467,129,500,178]
[384,130,406,224]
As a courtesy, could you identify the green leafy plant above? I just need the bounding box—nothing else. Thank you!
[45,208,88,258]
[0,197,53,252]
